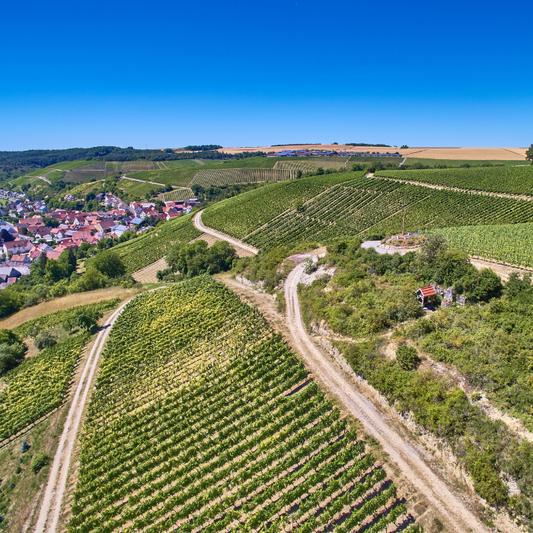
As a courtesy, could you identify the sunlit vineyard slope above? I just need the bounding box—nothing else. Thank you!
[202,172,533,249]
[69,278,415,533]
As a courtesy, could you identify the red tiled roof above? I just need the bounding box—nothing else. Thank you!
[418,286,436,297]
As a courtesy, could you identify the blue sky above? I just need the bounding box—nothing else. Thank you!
[1,0,532,150]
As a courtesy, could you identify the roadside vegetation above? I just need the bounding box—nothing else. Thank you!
[295,236,533,525]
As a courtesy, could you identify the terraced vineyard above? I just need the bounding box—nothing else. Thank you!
[203,172,533,249]
[162,187,195,202]
[113,213,201,273]
[190,168,297,187]
[430,222,533,268]
[376,165,533,196]
[0,335,87,441]
[69,278,414,533]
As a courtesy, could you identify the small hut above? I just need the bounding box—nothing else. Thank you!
[415,286,436,307]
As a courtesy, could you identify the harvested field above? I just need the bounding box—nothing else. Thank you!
[218,145,528,160]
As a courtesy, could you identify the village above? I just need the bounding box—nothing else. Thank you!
[0,188,200,289]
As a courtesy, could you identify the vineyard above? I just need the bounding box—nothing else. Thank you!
[113,213,201,273]
[125,168,199,187]
[376,165,533,196]
[0,334,87,441]
[202,172,360,239]
[64,171,118,183]
[190,168,297,188]
[69,278,414,533]
[430,222,533,268]
[202,172,533,249]
[162,187,195,202]
[273,158,348,172]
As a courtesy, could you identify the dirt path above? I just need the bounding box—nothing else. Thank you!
[193,210,259,256]
[34,299,134,533]
[284,255,490,533]
[120,175,165,186]
[470,257,533,281]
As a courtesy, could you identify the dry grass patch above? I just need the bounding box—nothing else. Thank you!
[0,288,141,330]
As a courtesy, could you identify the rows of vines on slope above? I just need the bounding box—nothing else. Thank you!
[376,165,533,196]
[429,222,533,268]
[0,300,120,440]
[113,213,201,273]
[190,168,296,188]
[202,171,366,240]
[68,278,417,533]
[228,176,533,250]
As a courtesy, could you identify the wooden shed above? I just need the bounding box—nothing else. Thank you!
[416,285,436,306]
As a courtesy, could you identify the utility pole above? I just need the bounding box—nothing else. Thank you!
[402,197,407,236]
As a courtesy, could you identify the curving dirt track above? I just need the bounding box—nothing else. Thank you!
[193,210,259,256]
[285,256,490,533]
[34,300,134,533]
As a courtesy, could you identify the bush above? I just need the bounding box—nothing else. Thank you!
[34,330,57,350]
[21,440,30,453]
[396,345,421,371]
[30,451,50,474]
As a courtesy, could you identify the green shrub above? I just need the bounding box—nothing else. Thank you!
[30,451,50,474]
[34,331,57,350]
[396,345,421,371]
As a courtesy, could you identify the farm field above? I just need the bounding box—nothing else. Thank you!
[162,187,195,201]
[163,159,206,169]
[190,168,297,187]
[118,178,165,199]
[429,222,533,268]
[125,168,199,187]
[274,158,349,172]
[203,171,533,249]
[69,277,412,533]
[403,158,530,168]
[63,170,118,183]
[218,145,528,159]
[202,172,360,240]
[113,213,201,273]
[376,166,533,196]
[0,335,88,441]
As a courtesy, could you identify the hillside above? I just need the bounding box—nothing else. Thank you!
[202,171,533,249]
[68,277,413,533]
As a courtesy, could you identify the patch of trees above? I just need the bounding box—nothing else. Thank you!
[183,145,222,151]
[345,143,392,147]
[0,329,26,376]
[526,143,533,163]
[0,248,132,321]
[157,240,237,281]
[0,147,266,171]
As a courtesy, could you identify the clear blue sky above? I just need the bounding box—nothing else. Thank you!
[1,0,532,150]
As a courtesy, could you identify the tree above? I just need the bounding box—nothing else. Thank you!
[396,345,421,371]
[43,217,59,228]
[57,249,77,279]
[526,144,533,163]
[420,234,447,263]
[0,229,13,242]
[34,330,57,350]
[89,250,126,278]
